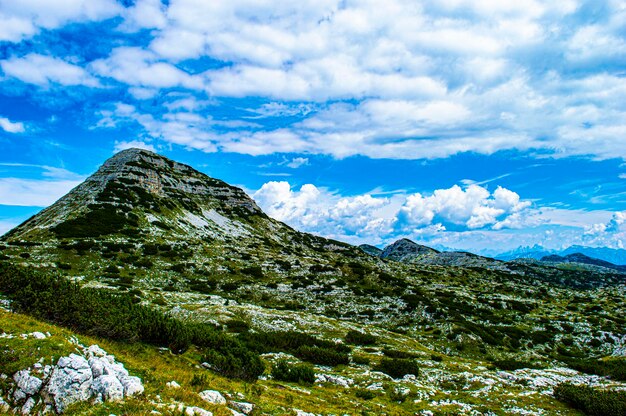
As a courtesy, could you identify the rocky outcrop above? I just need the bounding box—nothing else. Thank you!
[199,389,227,405]
[8,344,143,414]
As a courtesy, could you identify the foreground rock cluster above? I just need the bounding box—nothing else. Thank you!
[6,344,143,414]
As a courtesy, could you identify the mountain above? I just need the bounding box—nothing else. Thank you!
[561,245,626,265]
[495,244,626,265]
[494,245,555,261]
[6,148,268,241]
[358,243,382,256]
[2,149,626,415]
[541,252,626,273]
[376,238,512,271]
[379,238,439,261]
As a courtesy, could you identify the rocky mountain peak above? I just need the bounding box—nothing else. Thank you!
[380,238,439,261]
[3,148,265,241]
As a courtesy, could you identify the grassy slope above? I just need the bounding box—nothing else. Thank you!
[0,308,583,416]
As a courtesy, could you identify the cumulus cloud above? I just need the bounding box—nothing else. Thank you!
[0,117,25,133]
[91,47,205,89]
[253,181,532,244]
[0,0,121,42]
[397,184,531,231]
[1,54,100,87]
[3,0,626,161]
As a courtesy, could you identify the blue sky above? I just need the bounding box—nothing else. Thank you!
[1,0,626,253]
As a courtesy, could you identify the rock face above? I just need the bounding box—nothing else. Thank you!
[8,344,143,414]
[4,148,265,241]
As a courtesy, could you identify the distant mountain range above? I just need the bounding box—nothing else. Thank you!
[494,245,626,265]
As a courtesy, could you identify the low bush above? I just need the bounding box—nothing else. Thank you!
[0,262,263,381]
[271,359,315,384]
[345,329,377,345]
[565,358,626,381]
[355,389,376,400]
[554,382,626,416]
[375,358,419,379]
[240,330,350,367]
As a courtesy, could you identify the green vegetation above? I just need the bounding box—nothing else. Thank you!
[240,330,351,367]
[554,382,626,416]
[271,359,315,384]
[345,329,377,345]
[0,262,263,381]
[375,358,420,379]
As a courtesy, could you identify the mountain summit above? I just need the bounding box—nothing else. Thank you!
[5,148,266,241]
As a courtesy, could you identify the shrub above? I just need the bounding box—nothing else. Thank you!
[240,330,350,367]
[565,358,626,381]
[352,355,370,365]
[345,330,377,346]
[355,389,376,400]
[296,345,350,366]
[0,262,263,381]
[554,382,626,416]
[241,266,264,278]
[382,348,418,359]
[375,358,419,379]
[271,359,315,384]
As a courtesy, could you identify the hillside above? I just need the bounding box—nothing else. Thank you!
[1,149,626,415]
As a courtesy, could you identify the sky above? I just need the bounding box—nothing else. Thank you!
[1,0,626,254]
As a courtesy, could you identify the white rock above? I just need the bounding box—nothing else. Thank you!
[199,390,227,405]
[230,401,254,415]
[119,375,144,396]
[295,409,316,416]
[185,406,213,416]
[85,345,108,359]
[92,375,124,402]
[166,381,181,389]
[44,354,93,413]
[13,370,43,401]
[21,397,36,415]
[31,332,47,339]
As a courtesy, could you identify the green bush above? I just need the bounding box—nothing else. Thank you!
[554,382,626,416]
[565,358,626,381]
[375,358,419,379]
[345,330,377,345]
[0,262,263,381]
[296,345,350,366]
[240,330,350,367]
[355,389,376,400]
[271,359,315,384]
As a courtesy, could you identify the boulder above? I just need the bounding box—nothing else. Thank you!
[230,401,254,415]
[43,354,93,413]
[91,374,124,402]
[13,370,42,401]
[185,406,213,416]
[119,375,144,396]
[199,390,227,405]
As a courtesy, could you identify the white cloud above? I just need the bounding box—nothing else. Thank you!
[286,157,309,169]
[0,178,82,206]
[253,181,533,245]
[1,54,99,87]
[397,184,532,231]
[0,117,25,133]
[91,47,205,89]
[0,0,121,42]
